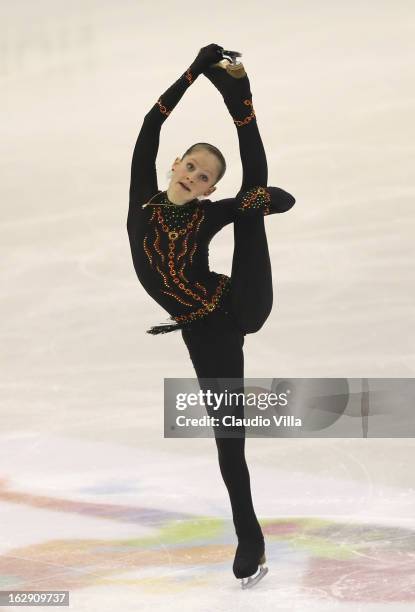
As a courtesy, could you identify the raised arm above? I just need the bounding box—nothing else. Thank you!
[128,44,224,220]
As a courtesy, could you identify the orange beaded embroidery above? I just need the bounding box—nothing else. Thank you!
[238,186,271,215]
[142,193,230,325]
[156,264,170,288]
[173,274,230,324]
[143,236,153,265]
[153,227,165,263]
[157,98,170,117]
[177,234,189,260]
[233,99,256,127]
[184,69,193,85]
[195,281,208,296]
[156,69,193,118]
[162,289,193,307]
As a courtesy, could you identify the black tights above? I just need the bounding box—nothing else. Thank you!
[181,200,273,540]
[181,118,272,540]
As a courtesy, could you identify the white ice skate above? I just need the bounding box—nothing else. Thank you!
[233,537,269,590]
[240,553,268,589]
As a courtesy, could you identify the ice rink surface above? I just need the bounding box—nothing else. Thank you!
[1,1,415,609]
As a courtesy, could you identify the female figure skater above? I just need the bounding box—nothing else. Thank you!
[127,44,295,588]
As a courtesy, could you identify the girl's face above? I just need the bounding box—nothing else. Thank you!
[167,150,220,204]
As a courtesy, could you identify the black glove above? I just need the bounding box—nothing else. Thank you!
[189,44,224,76]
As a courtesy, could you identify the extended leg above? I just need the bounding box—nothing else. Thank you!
[230,212,273,335]
[203,63,273,334]
[230,119,273,334]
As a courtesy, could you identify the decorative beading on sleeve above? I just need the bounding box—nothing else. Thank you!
[232,99,256,127]
[235,186,271,215]
[155,69,196,118]
[184,69,194,85]
[156,98,171,117]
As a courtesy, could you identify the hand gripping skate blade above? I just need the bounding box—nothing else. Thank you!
[241,565,268,589]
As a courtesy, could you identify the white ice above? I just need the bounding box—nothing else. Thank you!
[1,1,415,610]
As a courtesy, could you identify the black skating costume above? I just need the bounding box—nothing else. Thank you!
[127,50,295,580]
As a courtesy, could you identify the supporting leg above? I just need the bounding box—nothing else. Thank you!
[181,323,262,538]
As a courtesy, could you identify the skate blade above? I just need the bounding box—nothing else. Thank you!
[241,565,268,589]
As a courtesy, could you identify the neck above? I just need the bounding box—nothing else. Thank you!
[165,187,190,206]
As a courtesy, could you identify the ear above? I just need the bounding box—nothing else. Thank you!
[204,185,217,197]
